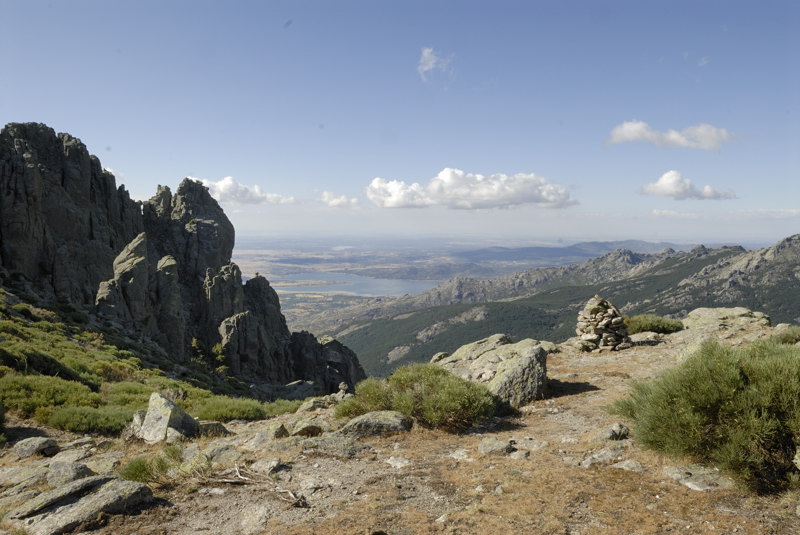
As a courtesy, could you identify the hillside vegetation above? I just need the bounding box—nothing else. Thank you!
[0,288,300,435]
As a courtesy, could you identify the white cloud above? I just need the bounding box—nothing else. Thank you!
[417,47,452,82]
[607,120,734,150]
[641,170,736,200]
[698,56,710,67]
[319,191,359,208]
[198,176,296,205]
[366,168,577,209]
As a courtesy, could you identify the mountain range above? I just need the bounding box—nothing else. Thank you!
[302,237,800,376]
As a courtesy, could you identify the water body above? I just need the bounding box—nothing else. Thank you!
[271,271,441,297]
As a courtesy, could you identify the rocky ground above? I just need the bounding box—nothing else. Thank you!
[2,307,799,535]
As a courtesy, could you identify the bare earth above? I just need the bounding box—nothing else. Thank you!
[3,313,799,535]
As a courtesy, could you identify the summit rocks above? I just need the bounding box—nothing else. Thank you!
[0,122,364,393]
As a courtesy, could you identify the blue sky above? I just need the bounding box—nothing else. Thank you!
[4,0,798,246]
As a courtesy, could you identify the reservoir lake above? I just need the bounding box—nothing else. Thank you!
[269,271,441,297]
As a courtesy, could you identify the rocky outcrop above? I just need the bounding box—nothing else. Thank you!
[337,411,413,437]
[574,295,631,352]
[0,123,143,304]
[0,122,364,393]
[135,392,200,444]
[431,334,549,407]
[5,475,152,535]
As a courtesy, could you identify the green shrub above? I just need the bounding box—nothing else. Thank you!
[0,344,86,384]
[0,374,100,418]
[624,314,684,335]
[611,339,800,493]
[192,395,266,421]
[335,363,496,432]
[48,405,135,434]
[264,398,303,417]
[103,381,153,409]
[0,403,6,446]
[770,326,800,346]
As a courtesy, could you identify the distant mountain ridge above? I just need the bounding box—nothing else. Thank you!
[300,245,742,335]
[452,239,694,264]
[311,237,798,375]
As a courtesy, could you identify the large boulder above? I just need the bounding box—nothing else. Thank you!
[14,437,59,458]
[338,410,413,438]
[5,475,152,535]
[431,334,548,408]
[681,307,771,331]
[138,392,199,444]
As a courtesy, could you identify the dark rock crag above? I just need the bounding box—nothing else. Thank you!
[0,122,364,394]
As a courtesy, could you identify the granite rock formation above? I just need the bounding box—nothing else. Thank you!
[0,122,364,393]
[431,334,550,407]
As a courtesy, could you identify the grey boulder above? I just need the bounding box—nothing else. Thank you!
[337,410,413,438]
[432,334,548,408]
[138,392,199,444]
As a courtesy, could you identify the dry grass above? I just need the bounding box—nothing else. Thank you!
[6,321,800,535]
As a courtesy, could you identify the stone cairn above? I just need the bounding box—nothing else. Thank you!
[575,295,632,352]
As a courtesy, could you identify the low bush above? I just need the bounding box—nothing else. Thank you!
[191,395,266,421]
[770,325,800,346]
[624,314,684,335]
[48,405,135,434]
[103,381,153,409]
[611,339,800,493]
[335,363,496,432]
[0,403,6,446]
[264,398,303,417]
[0,374,100,419]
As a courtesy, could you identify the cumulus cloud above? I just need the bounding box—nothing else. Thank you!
[641,170,736,200]
[366,168,576,209]
[417,47,452,82]
[607,120,734,150]
[198,176,296,205]
[319,191,359,208]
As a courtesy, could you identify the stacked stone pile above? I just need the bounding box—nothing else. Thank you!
[575,295,631,351]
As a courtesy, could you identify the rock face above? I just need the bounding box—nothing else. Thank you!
[5,475,152,535]
[681,307,771,331]
[431,334,548,407]
[575,295,631,352]
[0,123,143,304]
[0,122,364,393]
